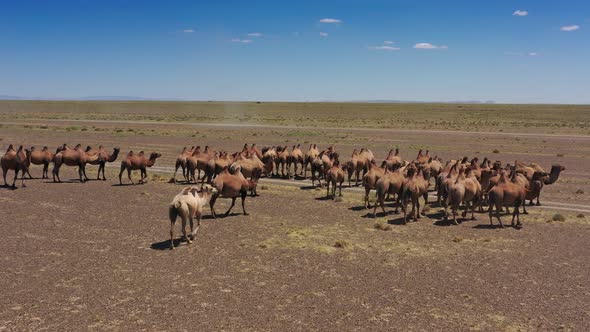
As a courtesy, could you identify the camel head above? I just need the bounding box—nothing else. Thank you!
[200,184,218,196]
[6,144,14,152]
[545,164,565,185]
[149,152,162,161]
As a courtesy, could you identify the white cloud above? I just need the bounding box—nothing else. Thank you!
[383,41,394,44]
[319,32,329,37]
[504,51,524,56]
[414,43,448,49]
[247,32,262,37]
[319,18,342,23]
[512,10,528,17]
[231,38,253,44]
[561,25,580,31]
[370,45,400,51]
[183,29,194,33]
[529,52,537,56]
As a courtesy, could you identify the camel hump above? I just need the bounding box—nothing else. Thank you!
[17,145,24,151]
[138,151,145,156]
[127,150,134,156]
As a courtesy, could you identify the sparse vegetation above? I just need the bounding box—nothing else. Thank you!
[577,213,585,218]
[373,223,392,231]
[552,214,566,222]
[492,149,500,154]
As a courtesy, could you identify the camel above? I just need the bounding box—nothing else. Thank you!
[310,149,338,187]
[52,144,100,183]
[362,160,387,209]
[436,161,461,206]
[325,161,346,199]
[249,144,263,159]
[345,148,375,187]
[384,148,402,170]
[487,171,526,228]
[372,165,405,217]
[168,185,216,250]
[261,146,278,177]
[303,144,320,179]
[1,145,31,188]
[416,149,430,164]
[85,146,120,181]
[118,151,161,185]
[210,166,255,218]
[229,152,264,196]
[424,156,443,185]
[290,144,305,177]
[171,146,195,182]
[515,163,565,205]
[275,146,291,178]
[186,146,216,183]
[30,146,55,179]
[443,168,482,224]
[211,151,234,176]
[401,165,429,224]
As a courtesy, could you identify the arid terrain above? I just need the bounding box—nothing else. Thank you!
[1,101,589,331]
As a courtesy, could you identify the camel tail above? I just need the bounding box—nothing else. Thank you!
[169,204,179,223]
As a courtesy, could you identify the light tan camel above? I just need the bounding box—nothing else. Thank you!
[118,151,161,185]
[168,185,216,250]
[275,146,291,178]
[346,148,375,187]
[443,168,482,224]
[290,144,305,177]
[384,148,402,170]
[1,145,31,188]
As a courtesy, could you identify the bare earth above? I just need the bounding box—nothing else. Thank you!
[1,101,589,331]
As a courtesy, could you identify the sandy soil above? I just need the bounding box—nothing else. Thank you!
[0,170,589,331]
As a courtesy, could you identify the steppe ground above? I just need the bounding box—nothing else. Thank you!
[1,101,589,331]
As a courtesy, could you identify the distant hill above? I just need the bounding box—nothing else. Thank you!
[0,95,183,101]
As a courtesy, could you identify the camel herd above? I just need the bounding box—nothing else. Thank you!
[1,142,566,249]
[0,144,161,186]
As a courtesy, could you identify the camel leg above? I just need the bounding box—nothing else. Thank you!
[339,181,343,197]
[326,181,331,198]
[53,163,61,183]
[225,197,237,216]
[496,203,504,228]
[421,193,428,216]
[522,201,529,214]
[415,197,421,221]
[118,165,125,185]
[12,168,19,189]
[191,212,201,239]
[26,168,33,179]
[127,168,134,185]
[2,166,8,186]
[210,194,219,219]
[364,188,371,209]
[81,164,90,181]
[181,215,191,244]
[241,191,249,216]
[169,217,176,250]
[536,195,541,206]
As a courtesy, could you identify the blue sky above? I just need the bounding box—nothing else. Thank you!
[0,0,588,103]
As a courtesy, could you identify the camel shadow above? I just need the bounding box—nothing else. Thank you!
[348,206,366,212]
[150,238,189,250]
[473,224,518,230]
[387,217,408,226]
[299,186,320,191]
[315,196,334,201]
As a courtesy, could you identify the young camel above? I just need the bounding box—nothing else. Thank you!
[1,145,32,188]
[118,151,162,185]
[30,146,55,179]
[325,160,346,199]
[372,165,405,217]
[210,166,255,218]
[85,146,120,181]
[52,144,100,183]
[401,165,429,224]
[168,185,216,250]
[171,146,195,182]
[488,171,526,228]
